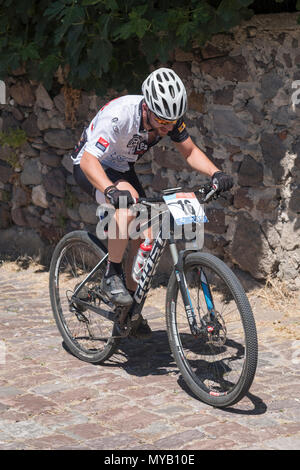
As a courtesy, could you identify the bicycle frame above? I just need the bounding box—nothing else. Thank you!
[51,182,258,407]
[71,194,213,337]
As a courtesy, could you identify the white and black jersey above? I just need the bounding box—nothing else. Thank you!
[71,95,189,172]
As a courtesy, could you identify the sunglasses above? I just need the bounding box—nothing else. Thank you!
[152,113,177,126]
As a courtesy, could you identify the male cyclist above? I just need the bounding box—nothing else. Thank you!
[72,68,233,335]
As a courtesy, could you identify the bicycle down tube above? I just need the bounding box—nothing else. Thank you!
[133,227,166,306]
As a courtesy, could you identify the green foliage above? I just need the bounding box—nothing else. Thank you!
[0,129,27,149]
[64,186,78,209]
[0,128,27,168]
[0,1,299,94]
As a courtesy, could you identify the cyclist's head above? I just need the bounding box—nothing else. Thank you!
[142,68,187,121]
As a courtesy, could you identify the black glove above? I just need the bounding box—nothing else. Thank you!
[104,185,135,209]
[211,171,233,192]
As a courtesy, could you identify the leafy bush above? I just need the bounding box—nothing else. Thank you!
[0,0,298,94]
[0,129,27,149]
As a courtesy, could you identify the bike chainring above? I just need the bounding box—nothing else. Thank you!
[68,284,134,339]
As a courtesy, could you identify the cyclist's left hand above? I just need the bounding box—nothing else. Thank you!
[211,171,233,192]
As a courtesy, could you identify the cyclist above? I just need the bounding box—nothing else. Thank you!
[72,67,233,335]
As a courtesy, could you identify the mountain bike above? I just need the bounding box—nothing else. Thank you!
[49,183,258,408]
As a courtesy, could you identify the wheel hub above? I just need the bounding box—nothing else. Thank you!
[203,312,227,346]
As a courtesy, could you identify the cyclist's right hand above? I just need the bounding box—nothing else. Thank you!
[104,186,135,209]
[211,171,233,193]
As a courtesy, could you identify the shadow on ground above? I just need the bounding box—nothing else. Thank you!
[62,328,266,415]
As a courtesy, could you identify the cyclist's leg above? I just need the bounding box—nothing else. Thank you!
[105,166,151,291]
[120,171,154,291]
[73,164,130,304]
[73,163,136,260]
[107,178,139,277]
[108,171,152,337]
[73,164,150,303]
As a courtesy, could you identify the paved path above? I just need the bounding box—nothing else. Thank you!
[0,261,299,450]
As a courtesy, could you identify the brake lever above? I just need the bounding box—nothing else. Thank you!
[198,183,219,203]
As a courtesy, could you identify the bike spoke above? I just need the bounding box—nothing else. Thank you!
[55,242,113,354]
[176,266,248,396]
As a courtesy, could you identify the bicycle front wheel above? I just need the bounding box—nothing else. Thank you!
[166,252,258,408]
[49,231,120,363]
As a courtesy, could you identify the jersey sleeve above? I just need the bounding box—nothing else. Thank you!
[168,117,189,143]
[83,97,130,160]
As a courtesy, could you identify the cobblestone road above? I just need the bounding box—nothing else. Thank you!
[0,261,299,450]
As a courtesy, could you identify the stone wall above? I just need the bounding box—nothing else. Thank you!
[0,13,299,288]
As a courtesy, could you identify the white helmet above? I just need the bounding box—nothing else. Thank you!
[142,68,187,120]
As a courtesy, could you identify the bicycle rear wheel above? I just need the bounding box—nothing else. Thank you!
[49,230,120,363]
[166,252,258,408]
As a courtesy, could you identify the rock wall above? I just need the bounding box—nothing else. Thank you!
[0,13,299,288]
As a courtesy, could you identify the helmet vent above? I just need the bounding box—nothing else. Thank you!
[162,98,171,117]
[178,98,183,117]
[151,82,158,100]
[154,103,162,115]
[169,85,175,98]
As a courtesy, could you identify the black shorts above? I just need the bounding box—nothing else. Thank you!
[73,163,146,199]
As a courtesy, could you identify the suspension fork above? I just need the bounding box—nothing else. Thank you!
[169,242,201,336]
[198,267,216,320]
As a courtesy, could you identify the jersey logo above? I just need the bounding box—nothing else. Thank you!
[96,136,109,152]
[178,122,186,133]
[127,134,148,155]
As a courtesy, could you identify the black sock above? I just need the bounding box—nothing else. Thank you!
[105,260,123,278]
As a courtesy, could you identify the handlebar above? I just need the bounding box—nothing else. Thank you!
[135,182,220,205]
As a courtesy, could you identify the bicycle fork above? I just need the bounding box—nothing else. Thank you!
[170,244,215,337]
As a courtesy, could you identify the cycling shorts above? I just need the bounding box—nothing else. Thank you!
[73,163,146,201]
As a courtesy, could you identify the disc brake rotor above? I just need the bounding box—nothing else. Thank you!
[203,312,227,346]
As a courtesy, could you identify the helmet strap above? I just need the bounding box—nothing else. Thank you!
[142,104,154,131]
[146,110,154,131]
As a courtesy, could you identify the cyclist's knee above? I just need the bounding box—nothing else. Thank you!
[115,180,139,200]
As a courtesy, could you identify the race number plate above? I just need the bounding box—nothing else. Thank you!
[163,192,208,225]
